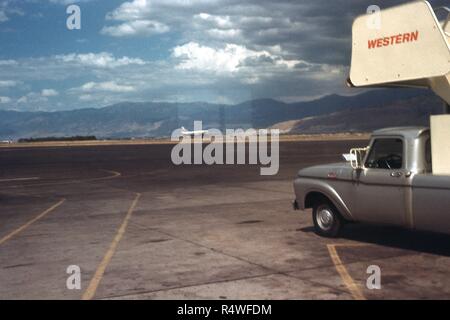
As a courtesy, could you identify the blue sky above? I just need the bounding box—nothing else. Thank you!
[0,0,447,111]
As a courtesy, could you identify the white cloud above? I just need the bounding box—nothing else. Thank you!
[48,0,95,4]
[173,42,255,72]
[106,0,151,21]
[0,80,20,87]
[0,1,24,22]
[17,96,28,104]
[54,52,146,68]
[102,0,177,37]
[79,94,95,101]
[0,59,18,66]
[206,28,241,40]
[0,10,8,22]
[0,96,11,104]
[105,0,219,22]
[172,42,300,73]
[78,81,136,93]
[101,20,169,37]
[17,92,49,104]
[195,13,232,28]
[41,89,59,97]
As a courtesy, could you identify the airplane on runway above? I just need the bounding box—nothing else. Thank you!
[180,126,209,137]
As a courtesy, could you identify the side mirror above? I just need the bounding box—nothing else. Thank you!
[343,147,369,169]
[342,153,357,162]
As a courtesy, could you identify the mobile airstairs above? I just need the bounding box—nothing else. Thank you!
[348,0,450,175]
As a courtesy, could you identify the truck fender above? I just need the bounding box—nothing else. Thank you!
[294,178,354,221]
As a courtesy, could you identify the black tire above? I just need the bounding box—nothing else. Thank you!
[312,201,343,238]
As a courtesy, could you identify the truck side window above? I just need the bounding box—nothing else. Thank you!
[365,138,403,169]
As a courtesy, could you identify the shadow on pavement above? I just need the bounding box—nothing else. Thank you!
[339,224,450,257]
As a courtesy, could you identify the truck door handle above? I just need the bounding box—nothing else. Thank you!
[390,171,403,178]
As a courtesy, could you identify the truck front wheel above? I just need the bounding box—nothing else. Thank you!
[312,202,342,237]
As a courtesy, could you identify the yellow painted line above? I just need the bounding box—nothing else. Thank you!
[0,198,65,246]
[327,244,366,300]
[331,243,367,248]
[0,177,40,182]
[82,193,141,300]
[8,169,121,188]
[93,170,121,181]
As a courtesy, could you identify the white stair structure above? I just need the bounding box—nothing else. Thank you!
[348,1,450,175]
[348,0,450,105]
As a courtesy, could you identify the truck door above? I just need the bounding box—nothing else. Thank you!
[355,137,409,226]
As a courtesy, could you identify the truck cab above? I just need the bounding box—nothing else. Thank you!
[293,127,450,237]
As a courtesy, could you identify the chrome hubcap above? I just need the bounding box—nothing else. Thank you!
[317,208,334,231]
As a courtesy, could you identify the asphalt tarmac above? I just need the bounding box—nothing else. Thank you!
[2,140,450,300]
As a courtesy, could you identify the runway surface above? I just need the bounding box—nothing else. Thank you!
[1,140,450,300]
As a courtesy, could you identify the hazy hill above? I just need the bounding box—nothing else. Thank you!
[0,88,444,140]
[273,94,443,134]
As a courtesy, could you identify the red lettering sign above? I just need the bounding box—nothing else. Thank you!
[367,30,419,49]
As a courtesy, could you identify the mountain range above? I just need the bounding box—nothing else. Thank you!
[0,88,445,140]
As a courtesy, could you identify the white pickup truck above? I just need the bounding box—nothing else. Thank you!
[293,126,450,237]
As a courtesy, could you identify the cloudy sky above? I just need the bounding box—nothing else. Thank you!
[0,0,446,111]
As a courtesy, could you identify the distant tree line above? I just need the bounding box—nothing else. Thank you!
[18,136,97,143]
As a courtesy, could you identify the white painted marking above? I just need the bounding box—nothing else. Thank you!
[0,177,40,182]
